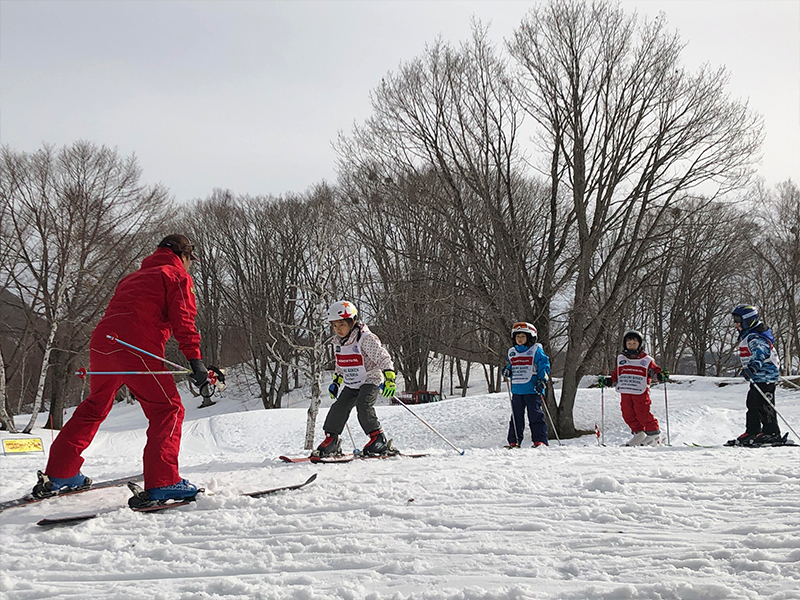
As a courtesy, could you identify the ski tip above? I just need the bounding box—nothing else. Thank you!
[37,514,97,526]
[306,473,318,484]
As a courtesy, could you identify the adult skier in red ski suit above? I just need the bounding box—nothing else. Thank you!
[34,235,209,500]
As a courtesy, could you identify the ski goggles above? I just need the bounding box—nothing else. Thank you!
[733,314,743,323]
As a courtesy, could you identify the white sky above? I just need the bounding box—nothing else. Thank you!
[1,0,798,202]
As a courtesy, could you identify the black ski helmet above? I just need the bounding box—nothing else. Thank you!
[732,305,760,330]
[622,330,644,356]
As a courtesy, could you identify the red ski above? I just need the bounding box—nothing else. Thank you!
[280,452,428,464]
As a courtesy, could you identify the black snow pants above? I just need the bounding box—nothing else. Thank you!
[746,382,780,436]
[323,384,381,436]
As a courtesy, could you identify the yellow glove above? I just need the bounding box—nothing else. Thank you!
[329,373,343,399]
[381,370,397,398]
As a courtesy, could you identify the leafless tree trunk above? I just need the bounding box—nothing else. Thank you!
[0,345,17,431]
[24,282,63,432]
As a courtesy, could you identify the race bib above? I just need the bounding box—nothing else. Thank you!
[616,355,650,395]
[335,341,368,388]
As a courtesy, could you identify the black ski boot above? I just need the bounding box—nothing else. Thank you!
[752,432,785,446]
[724,432,757,447]
[362,430,399,457]
[312,433,342,458]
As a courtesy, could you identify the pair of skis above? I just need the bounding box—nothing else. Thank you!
[686,433,797,448]
[279,452,427,464]
[0,473,317,526]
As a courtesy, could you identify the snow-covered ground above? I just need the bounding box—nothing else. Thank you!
[1,375,799,600]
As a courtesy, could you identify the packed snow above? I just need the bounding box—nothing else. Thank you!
[1,373,799,600]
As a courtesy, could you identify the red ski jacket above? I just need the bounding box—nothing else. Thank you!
[93,247,202,360]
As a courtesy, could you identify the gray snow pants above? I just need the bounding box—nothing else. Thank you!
[323,384,381,436]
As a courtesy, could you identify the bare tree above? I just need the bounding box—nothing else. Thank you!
[0,142,171,430]
[292,184,342,449]
[208,194,312,409]
[749,180,800,373]
[182,190,234,368]
[509,0,763,436]
[336,24,575,385]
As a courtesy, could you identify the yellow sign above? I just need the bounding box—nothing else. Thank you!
[2,438,45,455]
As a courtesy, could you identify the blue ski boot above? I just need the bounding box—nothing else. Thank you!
[32,470,92,498]
[145,479,198,502]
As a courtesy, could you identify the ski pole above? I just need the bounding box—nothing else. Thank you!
[600,378,606,447]
[663,378,671,446]
[505,378,519,446]
[395,397,465,455]
[106,335,222,390]
[540,376,562,446]
[345,422,358,454]
[750,381,800,441]
[75,368,189,379]
[106,335,187,371]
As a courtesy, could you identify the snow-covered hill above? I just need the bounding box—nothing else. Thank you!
[1,376,799,600]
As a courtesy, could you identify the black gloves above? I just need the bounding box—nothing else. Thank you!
[598,376,613,388]
[740,365,755,381]
[189,358,209,392]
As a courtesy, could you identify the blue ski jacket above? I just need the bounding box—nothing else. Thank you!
[506,344,551,395]
[738,327,780,383]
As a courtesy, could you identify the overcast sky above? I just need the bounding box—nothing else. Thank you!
[1,1,798,202]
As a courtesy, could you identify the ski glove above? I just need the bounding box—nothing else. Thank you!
[329,373,343,399]
[501,365,512,380]
[534,379,546,396]
[189,359,208,386]
[740,366,755,381]
[656,370,669,383]
[381,370,397,398]
[189,359,211,396]
[598,376,613,388]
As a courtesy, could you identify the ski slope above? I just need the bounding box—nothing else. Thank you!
[1,375,799,600]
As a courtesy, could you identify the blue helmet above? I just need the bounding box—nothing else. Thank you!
[732,305,760,330]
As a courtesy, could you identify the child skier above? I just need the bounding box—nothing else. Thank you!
[725,305,782,446]
[501,322,551,448]
[600,330,665,446]
[313,300,399,458]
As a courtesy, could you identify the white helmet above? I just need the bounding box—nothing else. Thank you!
[511,321,537,342]
[327,300,358,322]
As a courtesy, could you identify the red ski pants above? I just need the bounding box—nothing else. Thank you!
[620,391,659,433]
[46,336,185,489]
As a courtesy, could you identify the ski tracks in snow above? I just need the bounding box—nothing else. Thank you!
[3,446,799,600]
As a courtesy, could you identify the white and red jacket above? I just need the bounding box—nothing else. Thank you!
[333,323,394,389]
[610,352,662,396]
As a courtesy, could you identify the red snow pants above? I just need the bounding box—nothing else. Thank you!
[620,390,659,433]
[45,333,185,489]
